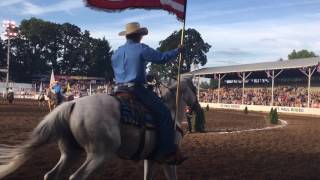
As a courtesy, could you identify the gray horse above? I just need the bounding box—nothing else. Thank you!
[0,78,199,180]
[6,92,14,104]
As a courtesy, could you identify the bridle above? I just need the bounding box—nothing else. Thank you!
[158,81,199,111]
[156,80,199,136]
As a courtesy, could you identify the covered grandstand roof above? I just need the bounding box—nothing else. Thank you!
[188,57,320,76]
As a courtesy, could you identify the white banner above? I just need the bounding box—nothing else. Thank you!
[200,103,320,116]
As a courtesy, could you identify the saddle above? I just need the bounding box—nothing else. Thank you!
[113,89,158,160]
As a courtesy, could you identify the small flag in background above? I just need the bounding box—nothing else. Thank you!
[85,0,187,21]
[66,82,71,94]
[213,73,217,80]
[300,67,307,74]
[237,72,242,78]
[50,70,55,87]
[39,81,43,92]
[266,70,271,78]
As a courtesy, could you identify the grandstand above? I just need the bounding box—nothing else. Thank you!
[187,57,320,116]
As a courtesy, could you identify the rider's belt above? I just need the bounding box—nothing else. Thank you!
[115,82,146,89]
[116,82,137,88]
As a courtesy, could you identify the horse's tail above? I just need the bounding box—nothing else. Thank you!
[0,101,75,179]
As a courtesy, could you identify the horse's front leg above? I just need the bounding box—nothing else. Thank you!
[48,100,52,111]
[161,164,177,180]
[144,160,156,180]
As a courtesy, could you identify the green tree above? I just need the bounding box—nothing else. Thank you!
[199,81,210,89]
[194,108,206,133]
[6,17,114,82]
[269,108,274,120]
[86,37,114,81]
[8,18,62,81]
[149,28,211,80]
[244,106,248,114]
[59,23,83,75]
[209,78,218,88]
[0,38,6,80]
[0,38,5,67]
[288,49,318,60]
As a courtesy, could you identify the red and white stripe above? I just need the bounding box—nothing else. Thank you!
[86,0,186,20]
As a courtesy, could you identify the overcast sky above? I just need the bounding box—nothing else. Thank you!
[1,0,320,68]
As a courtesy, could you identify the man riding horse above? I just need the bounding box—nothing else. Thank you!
[6,87,14,104]
[52,81,63,105]
[112,22,187,165]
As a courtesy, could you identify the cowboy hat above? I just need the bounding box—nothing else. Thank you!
[119,22,148,36]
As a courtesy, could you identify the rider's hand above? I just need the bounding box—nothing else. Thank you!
[177,44,185,53]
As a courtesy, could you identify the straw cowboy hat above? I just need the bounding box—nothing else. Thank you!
[119,22,148,36]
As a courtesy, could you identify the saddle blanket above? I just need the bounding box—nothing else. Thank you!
[116,93,157,128]
[114,92,158,160]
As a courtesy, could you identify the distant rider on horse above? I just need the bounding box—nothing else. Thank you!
[111,22,187,165]
[8,87,13,93]
[6,87,14,104]
[52,81,62,105]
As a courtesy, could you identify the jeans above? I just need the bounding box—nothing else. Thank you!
[131,85,176,156]
[56,93,63,105]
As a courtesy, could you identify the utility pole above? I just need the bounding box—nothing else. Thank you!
[2,20,18,95]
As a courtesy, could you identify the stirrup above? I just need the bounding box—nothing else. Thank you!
[164,156,188,165]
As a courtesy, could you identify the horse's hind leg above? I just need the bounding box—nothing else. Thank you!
[162,165,177,180]
[144,160,157,180]
[44,139,81,180]
[69,148,108,180]
[48,101,51,112]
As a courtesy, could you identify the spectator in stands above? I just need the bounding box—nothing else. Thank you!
[199,86,320,108]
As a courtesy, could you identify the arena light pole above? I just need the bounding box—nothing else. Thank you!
[2,20,18,95]
[307,67,316,108]
[266,69,283,106]
[299,67,316,108]
[239,72,251,105]
[217,73,226,104]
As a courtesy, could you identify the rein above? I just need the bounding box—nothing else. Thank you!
[156,82,182,134]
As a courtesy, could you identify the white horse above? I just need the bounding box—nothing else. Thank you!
[0,78,200,180]
[37,92,46,108]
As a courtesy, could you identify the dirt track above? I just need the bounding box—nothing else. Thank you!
[0,99,320,180]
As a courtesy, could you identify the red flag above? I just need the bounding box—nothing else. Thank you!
[213,73,217,80]
[86,0,187,21]
[266,70,271,78]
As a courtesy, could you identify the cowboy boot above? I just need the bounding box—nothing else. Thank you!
[159,146,188,165]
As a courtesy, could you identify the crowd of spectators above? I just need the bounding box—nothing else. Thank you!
[199,86,320,108]
[54,81,112,98]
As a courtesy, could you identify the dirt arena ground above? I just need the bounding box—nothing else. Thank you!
[1,99,320,180]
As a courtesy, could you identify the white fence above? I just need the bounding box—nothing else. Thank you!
[0,82,33,92]
[0,82,35,98]
[200,102,320,116]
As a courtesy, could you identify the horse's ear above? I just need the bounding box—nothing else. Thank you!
[181,74,193,80]
[181,75,194,85]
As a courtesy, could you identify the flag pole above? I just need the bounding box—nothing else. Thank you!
[174,0,187,129]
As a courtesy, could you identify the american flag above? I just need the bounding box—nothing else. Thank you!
[86,0,187,21]
[213,73,217,80]
[266,70,271,78]
[49,69,55,87]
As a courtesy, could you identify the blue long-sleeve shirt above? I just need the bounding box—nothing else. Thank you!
[111,39,179,84]
[53,84,61,94]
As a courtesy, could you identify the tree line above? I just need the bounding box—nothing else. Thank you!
[0,18,211,83]
[0,18,114,83]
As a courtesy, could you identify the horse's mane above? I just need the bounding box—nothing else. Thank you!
[162,77,196,125]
